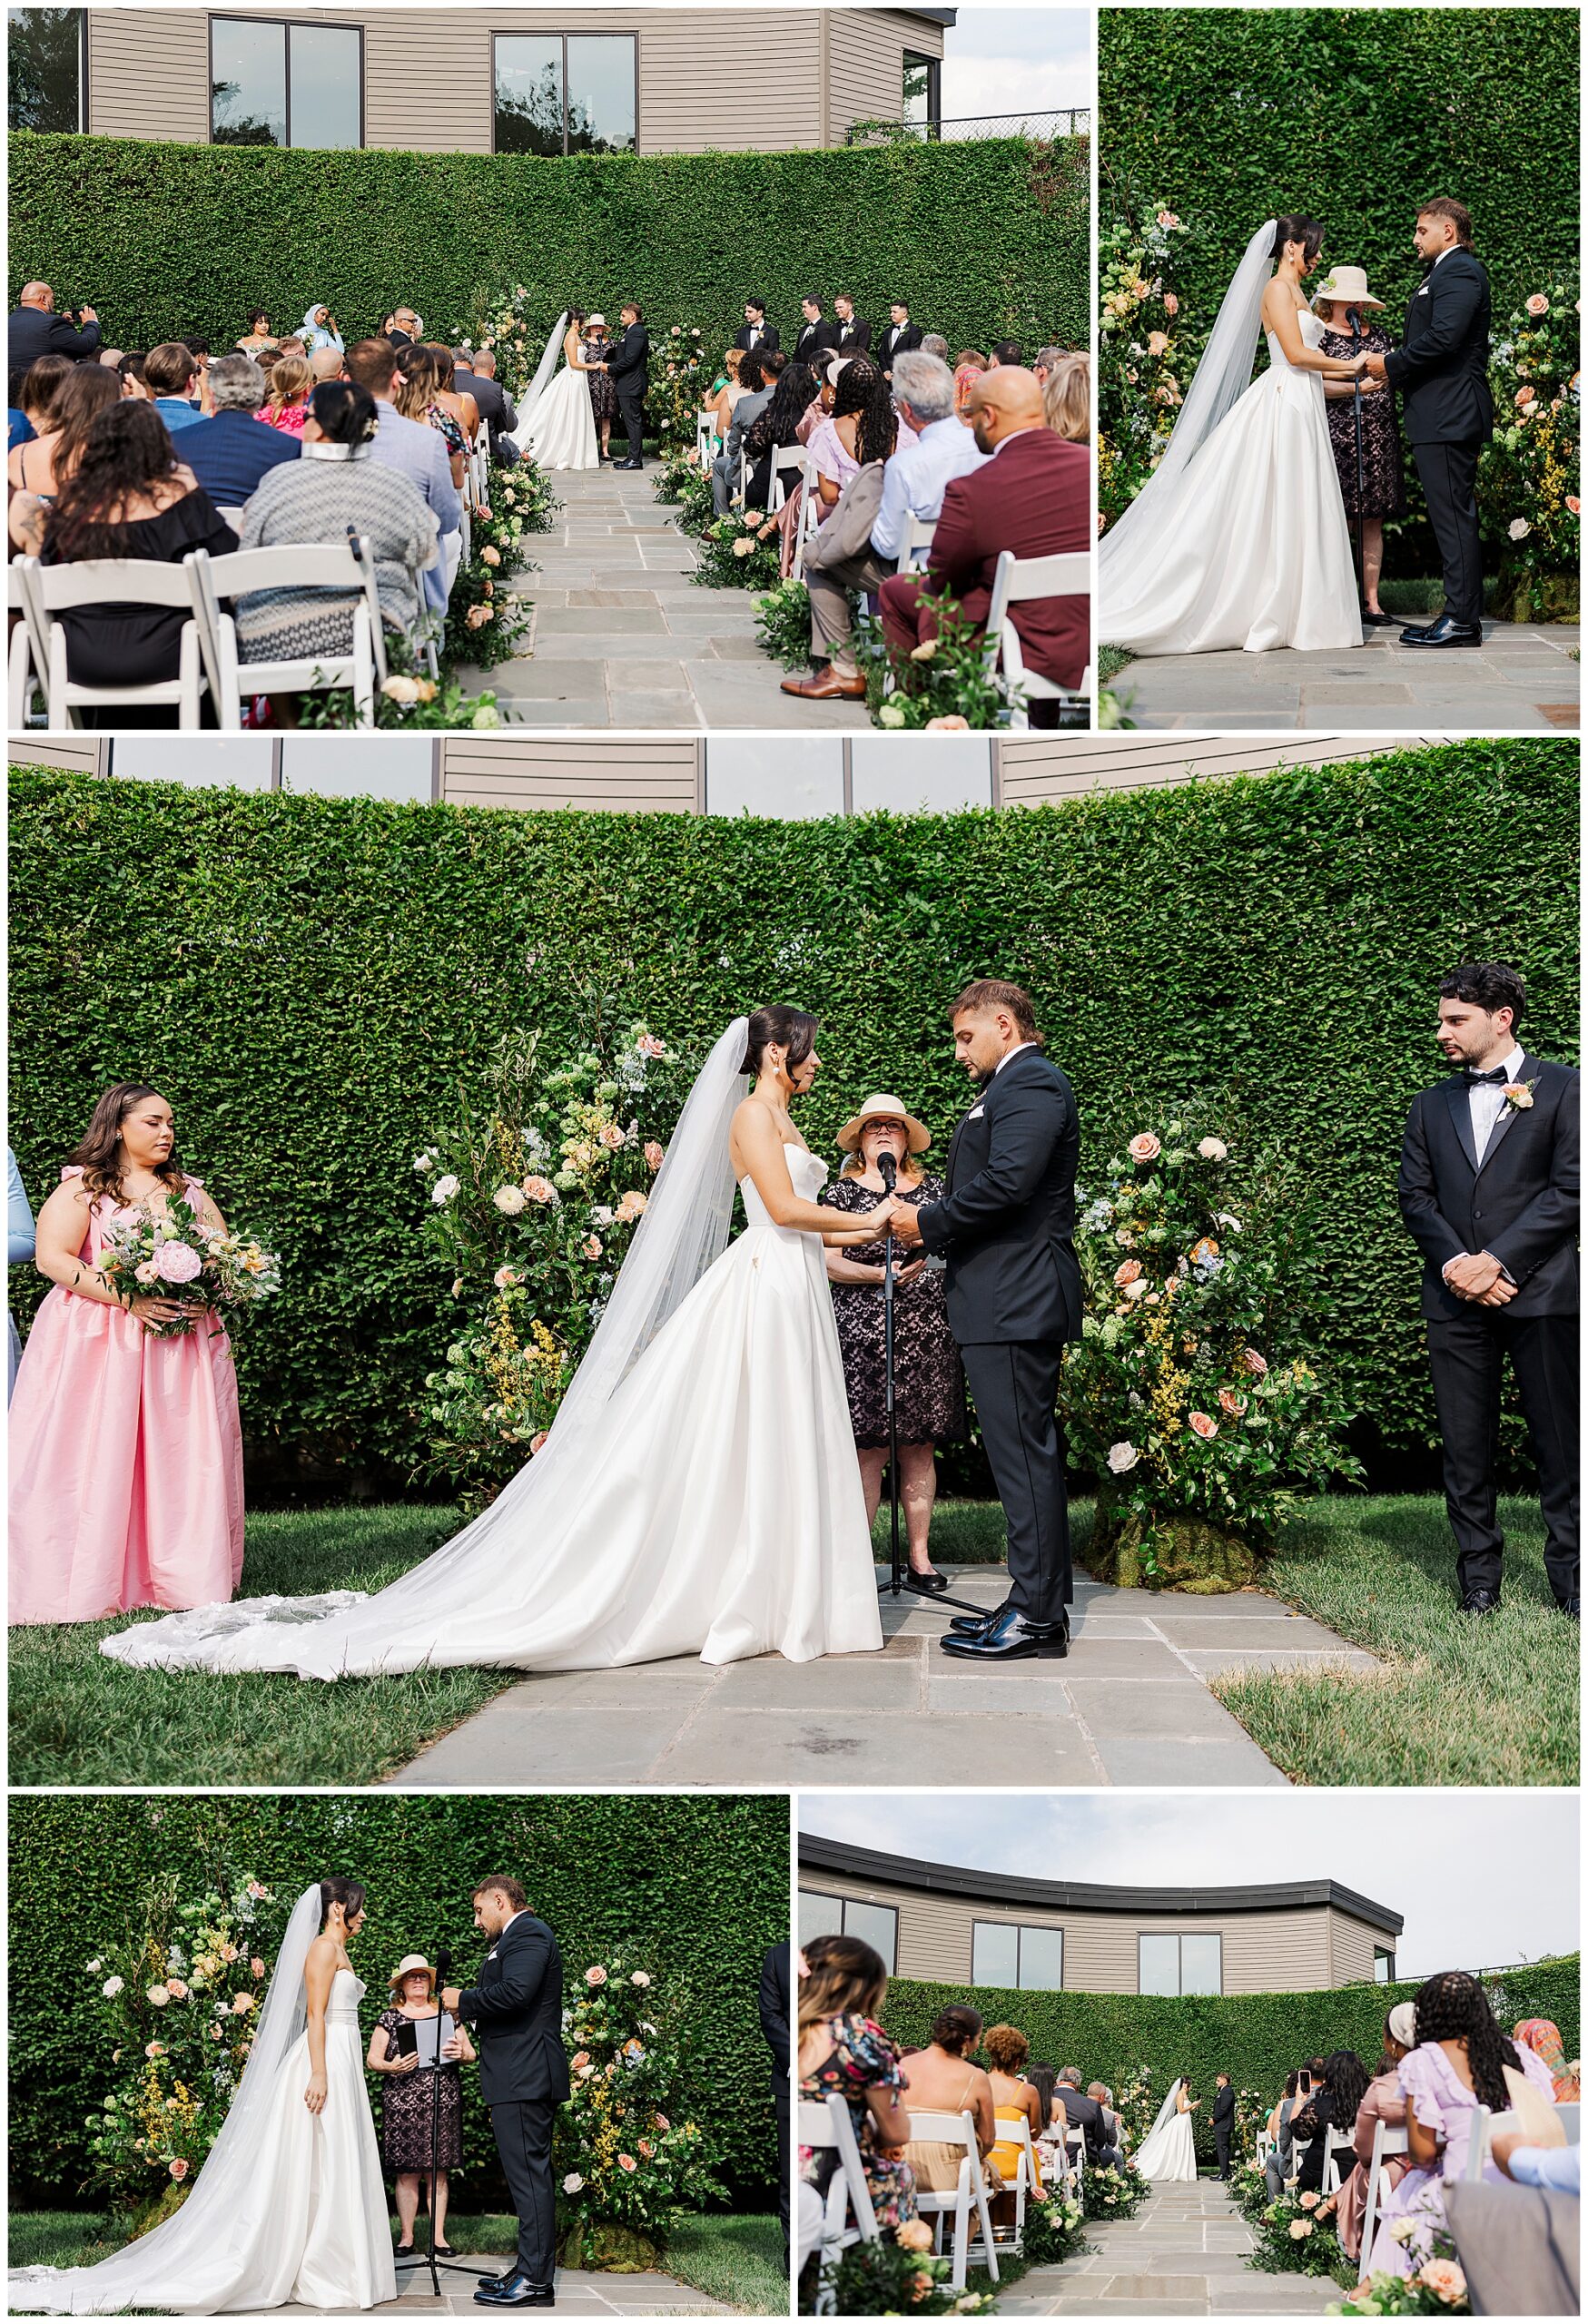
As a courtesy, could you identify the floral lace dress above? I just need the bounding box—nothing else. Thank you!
[375,2009,464,2172]
[800,2011,917,2230]
[818,1175,967,1447]
[1317,324,1406,518]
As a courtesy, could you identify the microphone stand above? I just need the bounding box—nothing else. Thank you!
[393,1945,478,2295]
[1348,304,1366,613]
[873,1153,987,1622]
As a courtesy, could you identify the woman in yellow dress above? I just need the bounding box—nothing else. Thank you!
[983,2024,1045,2222]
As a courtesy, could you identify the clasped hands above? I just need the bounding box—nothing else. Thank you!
[1442,1251,1517,1306]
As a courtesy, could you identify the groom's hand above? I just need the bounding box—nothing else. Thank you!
[441,1985,462,2014]
[1363,352,1388,380]
[888,1202,923,1246]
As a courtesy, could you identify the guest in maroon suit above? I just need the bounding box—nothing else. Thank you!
[879,368,1088,714]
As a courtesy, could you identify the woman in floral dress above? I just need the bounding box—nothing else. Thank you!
[368,1955,476,2258]
[582,317,618,461]
[798,1933,916,2236]
[1313,269,1406,625]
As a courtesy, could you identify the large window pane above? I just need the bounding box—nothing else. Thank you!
[1020,1925,1065,1992]
[289,24,360,150]
[851,734,992,814]
[566,35,635,155]
[1374,1949,1395,1985]
[9,6,83,133]
[705,738,844,819]
[108,740,274,791]
[496,34,564,156]
[798,1890,843,1947]
[1180,1935,1222,1995]
[972,1921,1020,1988]
[212,17,285,146]
[280,737,431,802]
[902,50,940,133]
[843,1899,897,1976]
[1139,1934,1179,1995]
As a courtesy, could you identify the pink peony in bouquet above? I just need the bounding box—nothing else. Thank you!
[98,1194,281,1338]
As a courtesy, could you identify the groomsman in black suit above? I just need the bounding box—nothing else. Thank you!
[734,297,780,357]
[445,1876,571,2308]
[793,296,840,366]
[1365,196,1494,648]
[1397,960,1579,1617]
[880,301,924,380]
[833,293,872,356]
[890,979,1081,1661]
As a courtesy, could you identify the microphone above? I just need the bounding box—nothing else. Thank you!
[436,1945,453,1983]
[877,1153,897,1192]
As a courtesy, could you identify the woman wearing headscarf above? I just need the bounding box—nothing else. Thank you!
[301,303,345,357]
[1513,2018,1573,2102]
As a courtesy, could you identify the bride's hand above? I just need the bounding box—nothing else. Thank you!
[304,2071,329,2114]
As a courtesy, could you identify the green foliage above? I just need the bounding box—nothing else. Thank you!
[821,2234,995,2315]
[7,741,1577,1493]
[881,1955,1582,2171]
[1082,2159,1149,2221]
[1250,2185,1352,2281]
[753,577,817,672]
[1477,275,1581,617]
[1023,2181,1090,2258]
[1098,197,1197,528]
[863,593,1021,731]
[9,131,1089,368]
[7,1794,787,2211]
[693,505,784,590]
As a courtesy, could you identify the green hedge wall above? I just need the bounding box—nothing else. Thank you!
[7,1793,787,2210]
[7,741,1578,1493]
[7,129,1089,367]
[1100,9,1579,324]
[883,1955,1583,2166]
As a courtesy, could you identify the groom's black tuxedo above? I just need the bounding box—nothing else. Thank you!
[1398,1055,1579,1606]
[458,1913,570,2286]
[1211,2083,1236,2178]
[918,1045,1081,1625]
[603,320,650,462]
[1385,248,1493,627]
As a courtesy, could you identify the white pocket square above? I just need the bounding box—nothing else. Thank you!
[1415,285,1431,297]
[487,1948,498,1961]
[968,1105,986,1119]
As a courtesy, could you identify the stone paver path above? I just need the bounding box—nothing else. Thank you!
[1109,620,1580,731]
[459,466,864,729]
[285,2251,731,2315]
[394,1565,1373,1787]
[996,2177,1340,2315]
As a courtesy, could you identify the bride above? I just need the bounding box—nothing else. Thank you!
[10,1880,396,2314]
[510,306,599,471]
[1133,2076,1200,2183]
[99,1010,888,1680]
[1100,215,1370,655]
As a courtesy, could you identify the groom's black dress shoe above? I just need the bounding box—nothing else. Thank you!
[1458,1586,1501,1615]
[1401,614,1482,648]
[614,457,643,470]
[948,1600,1011,1636]
[940,1608,1070,1661]
[475,2274,554,2307]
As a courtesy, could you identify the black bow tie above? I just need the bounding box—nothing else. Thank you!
[1463,1067,1509,1086]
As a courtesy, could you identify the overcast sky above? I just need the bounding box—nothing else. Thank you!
[799,1792,1580,1979]
[941,5,1092,120]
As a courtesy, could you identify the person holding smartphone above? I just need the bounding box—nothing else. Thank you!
[369,1954,476,2259]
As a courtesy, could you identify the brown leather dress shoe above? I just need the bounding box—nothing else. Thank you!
[781,665,867,701]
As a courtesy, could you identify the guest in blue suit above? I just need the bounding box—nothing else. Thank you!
[178,352,301,507]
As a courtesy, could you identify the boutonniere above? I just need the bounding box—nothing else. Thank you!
[1502,1079,1536,1112]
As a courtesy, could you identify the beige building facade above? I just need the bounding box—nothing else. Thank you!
[798,1837,1403,1994]
[76,5,950,153]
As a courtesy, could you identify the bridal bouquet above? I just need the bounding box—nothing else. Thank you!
[1064,1111,1362,1588]
[98,1196,281,1339]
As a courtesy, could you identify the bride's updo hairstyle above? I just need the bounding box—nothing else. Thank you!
[319,1875,367,1925]
[1270,215,1324,265]
[740,1006,819,1078]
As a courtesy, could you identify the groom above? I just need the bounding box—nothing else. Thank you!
[1363,195,1493,649]
[889,978,1081,1660]
[599,300,650,470]
[445,1876,571,2308]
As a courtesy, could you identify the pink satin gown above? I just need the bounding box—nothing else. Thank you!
[8,1167,245,1624]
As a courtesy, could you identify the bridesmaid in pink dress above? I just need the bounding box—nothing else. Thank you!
[9,1083,245,1625]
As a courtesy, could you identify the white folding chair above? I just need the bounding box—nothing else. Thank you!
[796,2094,878,2274]
[695,406,719,466]
[186,537,387,729]
[20,556,208,730]
[901,511,937,568]
[1255,2129,1275,2167]
[1003,2113,1041,2251]
[1464,2107,1491,2181]
[983,546,1092,727]
[1322,2127,1356,2196]
[904,2108,1001,2291]
[1288,2135,1312,2189]
[216,506,249,531]
[8,562,50,726]
[1358,2118,1409,2264]
[1555,2102,1580,2143]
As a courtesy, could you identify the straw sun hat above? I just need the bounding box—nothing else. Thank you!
[836,1093,932,1157]
[1311,265,1385,310]
[390,1953,437,1997]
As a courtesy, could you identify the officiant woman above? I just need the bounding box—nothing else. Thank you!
[1314,266,1406,624]
[819,1095,966,1590]
[369,1954,476,2259]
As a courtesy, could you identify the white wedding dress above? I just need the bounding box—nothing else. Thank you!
[511,318,598,471]
[1133,2081,1198,2183]
[10,1894,396,2314]
[99,1022,884,1681]
[1100,222,1361,655]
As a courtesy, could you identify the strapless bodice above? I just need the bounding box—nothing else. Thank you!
[740,1147,828,1229]
[1264,309,1327,371]
[326,1968,367,2025]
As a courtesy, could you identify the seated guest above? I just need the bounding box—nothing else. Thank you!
[428,345,480,471]
[819,1089,966,1578]
[1446,2135,1582,2318]
[1514,2018,1574,2101]
[735,298,779,356]
[782,351,978,702]
[1289,2048,1369,2194]
[798,1934,917,2237]
[144,340,204,432]
[1367,1970,1563,2279]
[952,350,988,417]
[274,335,308,360]
[369,1954,476,2259]
[35,402,238,707]
[385,307,421,350]
[1336,2004,1415,2264]
[1033,344,1070,385]
[300,303,345,356]
[921,333,951,363]
[177,353,301,506]
[705,348,746,446]
[345,336,460,610]
[117,350,151,400]
[8,281,101,405]
[1265,2070,1308,2197]
[8,404,35,454]
[259,352,311,438]
[234,379,439,686]
[710,350,772,514]
[236,308,276,356]
[1042,353,1090,443]
[990,340,1022,368]
[807,356,893,512]
[1055,2067,1122,2171]
[984,2024,1044,2190]
[7,362,121,552]
[742,360,820,510]
[310,346,347,386]
[880,302,922,380]
[1030,2063,1071,2183]
[395,344,467,490]
[6,351,75,492]
[879,367,1089,717]
[454,346,519,466]
[901,2005,999,2192]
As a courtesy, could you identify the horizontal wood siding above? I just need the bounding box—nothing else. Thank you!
[1327,1909,1381,1987]
[439,738,699,812]
[1000,735,1460,803]
[87,9,210,142]
[8,740,103,776]
[828,8,940,143]
[800,1870,1341,1994]
[638,12,822,153]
